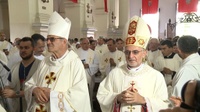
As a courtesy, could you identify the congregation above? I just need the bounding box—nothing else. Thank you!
[0,11,200,112]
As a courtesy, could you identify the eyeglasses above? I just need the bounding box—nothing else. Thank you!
[124,50,143,55]
[46,37,63,42]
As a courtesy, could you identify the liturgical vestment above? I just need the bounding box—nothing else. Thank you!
[97,63,169,112]
[25,50,91,112]
[8,59,41,112]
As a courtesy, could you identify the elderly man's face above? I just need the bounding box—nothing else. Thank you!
[124,45,147,68]
[46,35,65,53]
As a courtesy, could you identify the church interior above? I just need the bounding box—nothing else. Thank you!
[0,0,200,112]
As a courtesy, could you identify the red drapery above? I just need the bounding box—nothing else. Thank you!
[178,0,198,13]
[104,0,108,12]
[71,0,78,3]
[142,0,159,15]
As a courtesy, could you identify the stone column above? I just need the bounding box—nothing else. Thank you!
[8,0,53,41]
[64,0,97,39]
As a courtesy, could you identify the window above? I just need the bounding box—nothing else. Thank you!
[142,12,159,39]
[176,2,200,39]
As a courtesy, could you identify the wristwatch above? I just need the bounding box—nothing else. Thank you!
[15,91,20,97]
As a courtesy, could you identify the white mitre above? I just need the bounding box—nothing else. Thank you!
[48,11,71,40]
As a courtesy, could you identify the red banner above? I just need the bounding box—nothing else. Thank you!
[71,0,78,3]
[142,0,159,15]
[104,0,108,12]
[178,0,198,13]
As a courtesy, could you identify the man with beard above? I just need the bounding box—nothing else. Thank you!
[1,37,41,112]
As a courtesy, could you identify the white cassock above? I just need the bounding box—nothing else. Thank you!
[154,54,182,85]
[34,54,45,60]
[99,50,126,76]
[147,50,162,67]
[0,41,13,51]
[7,49,22,69]
[0,104,6,112]
[25,50,91,112]
[172,53,200,97]
[6,59,41,112]
[95,44,109,56]
[76,48,99,98]
[97,63,169,112]
[0,50,8,65]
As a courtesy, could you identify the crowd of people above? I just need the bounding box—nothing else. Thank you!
[0,11,199,112]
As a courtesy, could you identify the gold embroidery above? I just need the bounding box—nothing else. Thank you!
[105,58,108,63]
[128,21,137,35]
[138,39,145,45]
[45,72,56,85]
[58,92,64,112]
[127,104,135,112]
[118,57,121,62]
[126,37,136,45]
[35,104,47,112]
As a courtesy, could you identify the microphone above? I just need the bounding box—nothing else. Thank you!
[0,61,10,72]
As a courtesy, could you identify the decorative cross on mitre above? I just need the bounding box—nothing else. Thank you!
[45,72,56,85]
[123,16,151,49]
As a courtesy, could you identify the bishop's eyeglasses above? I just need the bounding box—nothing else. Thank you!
[46,37,63,42]
[124,50,144,55]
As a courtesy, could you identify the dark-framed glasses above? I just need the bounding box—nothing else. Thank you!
[124,50,143,55]
[46,37,63,42]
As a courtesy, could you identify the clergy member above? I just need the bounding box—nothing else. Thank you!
[76,37,99,100]
[24,11,91,112]
[1,37,41,112]
[99,38,126,76]
[97,16,169,112]
[31,33,46,60]
[171,35,200,105]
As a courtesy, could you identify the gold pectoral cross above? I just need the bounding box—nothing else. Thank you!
[127,104,135,112]
[45,72,56,87]
[35,104,47,112]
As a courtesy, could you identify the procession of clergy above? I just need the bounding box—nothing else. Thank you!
[0,11,199,112]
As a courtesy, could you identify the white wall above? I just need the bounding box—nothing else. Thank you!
[129,0,178,39]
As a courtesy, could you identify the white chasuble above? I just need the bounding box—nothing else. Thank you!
[8,59,41,112]
[99,50,126,76]
[97,63,169,112]
[25,50,91,112]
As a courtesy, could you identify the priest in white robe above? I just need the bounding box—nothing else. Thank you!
[153,40,182,91]
[24,11,91,112]
[99,38,126,76]
[171,35,200,103]
[1,37,41,112]
[95,37,109,56]
[76,37,99,99]
[0,32,13,54]
[97,16,169,112]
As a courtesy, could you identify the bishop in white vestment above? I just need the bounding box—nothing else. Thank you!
[97,16,169,112]
[24,11,91,112]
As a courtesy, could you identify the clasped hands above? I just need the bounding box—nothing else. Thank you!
[116,87,145,105]
[33,87,51,104]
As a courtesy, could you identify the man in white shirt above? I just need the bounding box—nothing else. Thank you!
[99,38,126,76]
[76,37,99,100]
[171,35,200,105]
